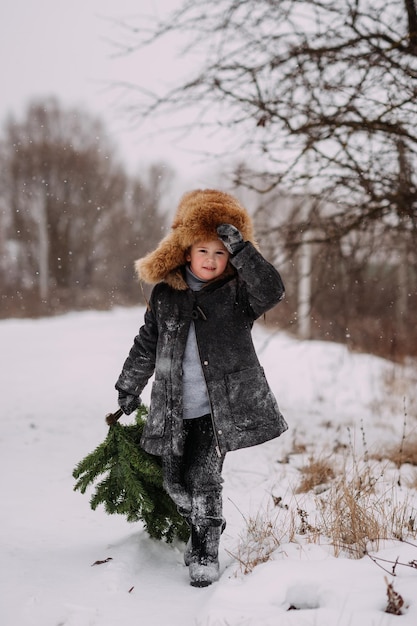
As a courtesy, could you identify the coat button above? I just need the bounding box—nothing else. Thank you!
[218,430,222,435]
[203,360,209,365]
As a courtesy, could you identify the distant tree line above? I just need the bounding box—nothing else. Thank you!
[0,98,171,317]
[0,93,416,360]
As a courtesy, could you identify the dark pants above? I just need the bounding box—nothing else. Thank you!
[162,414,226,526]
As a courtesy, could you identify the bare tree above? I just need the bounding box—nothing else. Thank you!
[3,99,124,300]
[0,98,172,316]
[113,0,417,242]
[109,0,417,357]
[101,161,173,300]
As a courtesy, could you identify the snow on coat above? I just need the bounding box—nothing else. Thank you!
[116,189,288,456]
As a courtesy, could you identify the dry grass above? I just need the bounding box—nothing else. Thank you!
[231,437,417,574]
[315,469,400,557]
[295,457,335,494]
[227,510,284,575]
[372,434,417,468]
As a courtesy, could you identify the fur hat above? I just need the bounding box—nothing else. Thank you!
[135,188,257,290]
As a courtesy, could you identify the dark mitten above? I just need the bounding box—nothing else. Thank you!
[117,389,141,415]
[216,223,245,255]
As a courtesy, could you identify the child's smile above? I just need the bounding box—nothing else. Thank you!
[186,240,230,281]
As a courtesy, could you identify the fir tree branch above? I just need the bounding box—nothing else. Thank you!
[72,407,189,543]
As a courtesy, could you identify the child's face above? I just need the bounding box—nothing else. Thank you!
[186,239,230,281]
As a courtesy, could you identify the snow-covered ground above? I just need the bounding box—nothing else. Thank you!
[1,306,417,626]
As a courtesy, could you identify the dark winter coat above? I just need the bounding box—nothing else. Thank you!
[116,242,288,457]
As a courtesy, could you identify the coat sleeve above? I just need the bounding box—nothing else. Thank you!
[230,242,285,319]
[115,294,159,396]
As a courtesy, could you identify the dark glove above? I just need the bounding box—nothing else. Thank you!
[216,223,245,255]
[117,389,141,415]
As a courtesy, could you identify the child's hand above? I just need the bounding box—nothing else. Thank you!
[216,224,245,255]
[117,389,141,415]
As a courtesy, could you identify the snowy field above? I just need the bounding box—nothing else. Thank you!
[1,306,417,626]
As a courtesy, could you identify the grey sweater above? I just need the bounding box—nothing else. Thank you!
[182,266,211,419]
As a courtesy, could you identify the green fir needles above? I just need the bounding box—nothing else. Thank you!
[72,406,188,543]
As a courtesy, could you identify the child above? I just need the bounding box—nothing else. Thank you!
[115,189,288,587]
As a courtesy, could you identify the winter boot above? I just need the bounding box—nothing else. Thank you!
[189,524,222,587]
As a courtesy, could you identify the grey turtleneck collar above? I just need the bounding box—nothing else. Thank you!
[185,265,208,292]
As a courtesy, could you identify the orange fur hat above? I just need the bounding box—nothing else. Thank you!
[135,188,257,290]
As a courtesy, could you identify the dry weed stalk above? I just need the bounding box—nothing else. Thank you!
[384,576,406,615]
[227,509,285,575]
[375,435,417,469]
[366,545,417,577]
[370,404,417,491]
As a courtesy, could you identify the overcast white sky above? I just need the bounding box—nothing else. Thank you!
[0,0,221,185]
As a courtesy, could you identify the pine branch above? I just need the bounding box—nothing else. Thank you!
[72,407,188,543]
